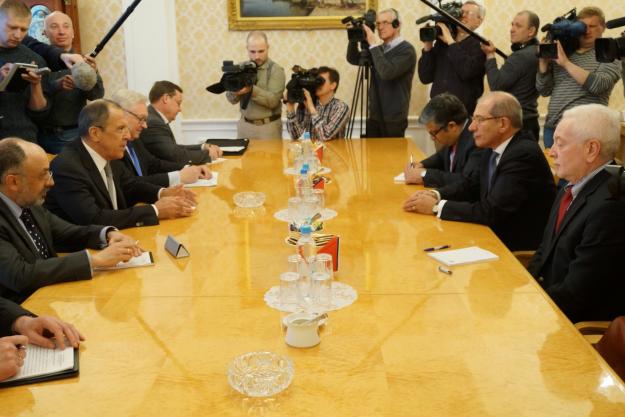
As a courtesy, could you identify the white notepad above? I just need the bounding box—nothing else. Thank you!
[208,157,226,165]
[184,172,218,187]
[221,146,245,153]
[3,344,74,382]
[427,246,499,266]
[394,172,405,183]
[95,251,154,271]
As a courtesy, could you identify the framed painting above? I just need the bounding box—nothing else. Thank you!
[227,0,378,30]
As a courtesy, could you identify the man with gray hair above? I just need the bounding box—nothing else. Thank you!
[418,0,486,116]
[528,104,625,322]
[403,93,482,187]
[481,10,540,141]
[404,92,556,251]
[38,11,104,154]
[110,89,211,188]
[226,31,285,139]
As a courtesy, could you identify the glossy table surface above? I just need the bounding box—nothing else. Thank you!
[3,139,625,416]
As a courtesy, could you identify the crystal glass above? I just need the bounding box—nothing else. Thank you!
[311,271,332,312]
[227,351,294,397]
[279,272,299,306]
[287,196,302,224]
[233,192,265,208]
[314,253,333,280]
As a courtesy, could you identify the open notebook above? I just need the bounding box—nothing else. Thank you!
[0,344,78,388]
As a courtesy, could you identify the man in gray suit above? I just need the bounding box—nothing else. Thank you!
[0,138,141,303]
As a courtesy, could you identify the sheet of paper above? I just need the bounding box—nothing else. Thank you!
[4,345,74,382]
[208,157,227,165]
[394,172,405,183]
[184,172,218,188]
[221,146,245,152]
[427,246,499,266]
[95,251,154,271]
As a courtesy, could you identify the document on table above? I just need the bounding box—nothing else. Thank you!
[394,172,405,183]
[427,246,499,266]
[0,344,78,387]
[208,157,227,165]
[184,172,218,187]
[221,146,245,153]
[95,251,154,271]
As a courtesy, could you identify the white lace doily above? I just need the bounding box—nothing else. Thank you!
[264,282,358,313]
[273,208,337,223]
[283,166,331,176]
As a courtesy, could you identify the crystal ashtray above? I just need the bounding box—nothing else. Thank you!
[233,191,266,208]
[227,351,294,397]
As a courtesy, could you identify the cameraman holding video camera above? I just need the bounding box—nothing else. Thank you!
[346,8,417,138]
[418,1,486,116]
[226,31,285,139]
[536,6,621,148]
[285,66,349,141]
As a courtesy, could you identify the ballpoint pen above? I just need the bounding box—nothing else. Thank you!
[423,245,450,252]
[410,153,414,168]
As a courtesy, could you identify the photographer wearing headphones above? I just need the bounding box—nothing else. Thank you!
[285,66,349,141]
[536,6,621,148]
[226,31,286,139]
[418,1,486,116]
[346,8,417,138]
[481,10,540,141]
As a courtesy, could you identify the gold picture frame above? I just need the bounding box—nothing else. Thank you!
[227,0,378,31]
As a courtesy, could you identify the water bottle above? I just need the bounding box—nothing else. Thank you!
[296,224,317,309]
[295,164,312,198]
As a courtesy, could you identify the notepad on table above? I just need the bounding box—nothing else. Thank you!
[208,157,226,165]
[184,172,218,187]
[427,246,499,266]
[95,251,154,271]
[221,146,245,153]
[394,172,405,183]
[0,344,78,387]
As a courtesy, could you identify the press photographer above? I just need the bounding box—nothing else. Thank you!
[224,31,285,139]
[285,66,349,142]
[536,6,621,148]
[346,8,416,138]
[418,0,486,116]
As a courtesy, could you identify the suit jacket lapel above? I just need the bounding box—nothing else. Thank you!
[0,198,45,258]
[75,141,115,208]
[148,105,176,144]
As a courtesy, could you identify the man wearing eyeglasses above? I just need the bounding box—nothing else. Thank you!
[403,93,483,187]
[404,92,556,251]
[110,89,211,187]
[418,0,486,116]
[346,8,416,137]
[0,137,142,303]
[37,11,104,154]
[45,99,198,230]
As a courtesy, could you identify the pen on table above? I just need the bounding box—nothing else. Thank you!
[409,153,414,168]
[16,344,26,350]
[423,245,450,252]
[438,266,453,275]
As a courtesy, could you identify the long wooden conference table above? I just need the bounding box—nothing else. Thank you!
[2,139,625,416]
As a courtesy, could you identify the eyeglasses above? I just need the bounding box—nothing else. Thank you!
[428,124,447,138]
[375,20,392,27]
[7,169,53,181]
[123,108,148,124]
[472,115,502,124]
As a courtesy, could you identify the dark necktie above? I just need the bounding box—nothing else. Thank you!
[20,208,50,259]
[104,162,118,210]
[487,151,499,191]
[126,143,143,176]
[554,186,573,233]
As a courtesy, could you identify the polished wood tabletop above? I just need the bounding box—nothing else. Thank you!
[3,139,625,416]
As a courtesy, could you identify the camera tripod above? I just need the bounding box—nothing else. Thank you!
[346,44,387,139]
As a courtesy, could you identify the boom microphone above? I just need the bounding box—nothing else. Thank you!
[606,16,625,29]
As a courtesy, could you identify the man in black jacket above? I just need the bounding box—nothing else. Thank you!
[0,296,84,381]
[346,8,416,137]
[404,92,556,251]
[404,93,482,188]
[528,104,625,322]
[110,89,211,188]
[418,1,486,116]
[45,100,197,230]
[481,10,540,141]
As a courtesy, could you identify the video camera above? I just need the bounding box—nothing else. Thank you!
[595,16,625,63]
[342,9,377,43]
[415,1,462,42]
[206,60,257,95]
[539,8,586,59]
[285,65,324,104]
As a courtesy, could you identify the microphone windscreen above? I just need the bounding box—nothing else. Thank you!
[71,62,98,91]
[606,16,625,29]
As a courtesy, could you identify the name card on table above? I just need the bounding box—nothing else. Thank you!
[165,235,189,258]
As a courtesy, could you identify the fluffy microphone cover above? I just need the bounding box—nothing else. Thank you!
[71,62,97,91]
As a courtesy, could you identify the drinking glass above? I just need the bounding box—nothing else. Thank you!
[311,271,332,312]
[314,253,333,280]
[279,272,300,307]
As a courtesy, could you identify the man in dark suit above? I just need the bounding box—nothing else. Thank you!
[403,93,483,188]
[0,138,142,302]
[528,104,625,322]
[110,89,212,187]
[140,81,222,164]
[1,296,84,381]
[404,91,556,251]
[45,99,197,230]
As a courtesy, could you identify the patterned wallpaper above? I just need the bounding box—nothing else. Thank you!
[77,0,128,98]
[78,0,625,120]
